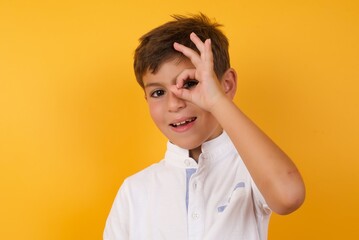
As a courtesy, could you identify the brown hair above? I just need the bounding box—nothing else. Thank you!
[133,13,230,88]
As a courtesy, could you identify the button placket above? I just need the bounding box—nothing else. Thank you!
[187,176,204,238]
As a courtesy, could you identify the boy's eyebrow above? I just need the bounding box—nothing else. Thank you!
[144,77,178,89]
[144,82,162,89]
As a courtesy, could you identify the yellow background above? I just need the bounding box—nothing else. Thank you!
[1,0,358,239]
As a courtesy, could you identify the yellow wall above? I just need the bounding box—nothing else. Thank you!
[1,0,358,239]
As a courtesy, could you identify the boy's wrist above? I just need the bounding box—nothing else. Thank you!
[208,93,233,115]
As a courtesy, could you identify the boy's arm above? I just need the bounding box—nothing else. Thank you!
[172,33,305,215]
[211,95,305,215]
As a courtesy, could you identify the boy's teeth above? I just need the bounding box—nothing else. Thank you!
[172,117,196,127]
[176,121,187,126]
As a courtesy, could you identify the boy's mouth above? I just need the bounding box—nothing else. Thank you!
[170,117,197,128]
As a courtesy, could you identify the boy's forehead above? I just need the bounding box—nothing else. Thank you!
[143,58,194,86]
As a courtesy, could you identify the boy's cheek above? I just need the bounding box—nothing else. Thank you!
[148,104,163,120]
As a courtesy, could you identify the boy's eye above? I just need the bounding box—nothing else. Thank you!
[183,79,199,89]
[150,89,165,98]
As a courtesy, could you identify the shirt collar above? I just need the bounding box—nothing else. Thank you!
[164,131,235,168]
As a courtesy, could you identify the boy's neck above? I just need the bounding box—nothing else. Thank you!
[188,128,224,162]
[189,146,202,162]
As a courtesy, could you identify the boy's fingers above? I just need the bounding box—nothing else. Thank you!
[170,85,192,102]
[189,32,205,53]
[190,33,212,64]
[203,39,214,69]
[204,39,213,61]
[175,69,196,88]
[173,42,201,66]
[173,32,213,69]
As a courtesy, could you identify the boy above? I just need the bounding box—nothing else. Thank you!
[104,13,305,240]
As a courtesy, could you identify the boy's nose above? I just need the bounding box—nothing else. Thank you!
[168,92,186,112]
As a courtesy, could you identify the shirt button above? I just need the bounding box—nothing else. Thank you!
[184,159,191,167]
[193,182,198,189]
[192,212,200,220]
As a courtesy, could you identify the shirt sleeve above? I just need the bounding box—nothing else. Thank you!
[250,177,272,216]
[103,180,130,240]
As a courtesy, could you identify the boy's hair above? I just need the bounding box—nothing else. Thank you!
[134,13,230,88]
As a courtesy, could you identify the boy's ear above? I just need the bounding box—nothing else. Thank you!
[220,68,237,100]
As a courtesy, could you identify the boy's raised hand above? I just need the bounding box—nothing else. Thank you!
[171,32,226,112]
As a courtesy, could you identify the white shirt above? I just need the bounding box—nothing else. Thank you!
[104,132,271,240]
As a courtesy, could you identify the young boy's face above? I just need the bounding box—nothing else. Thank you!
[143,58,223,152]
